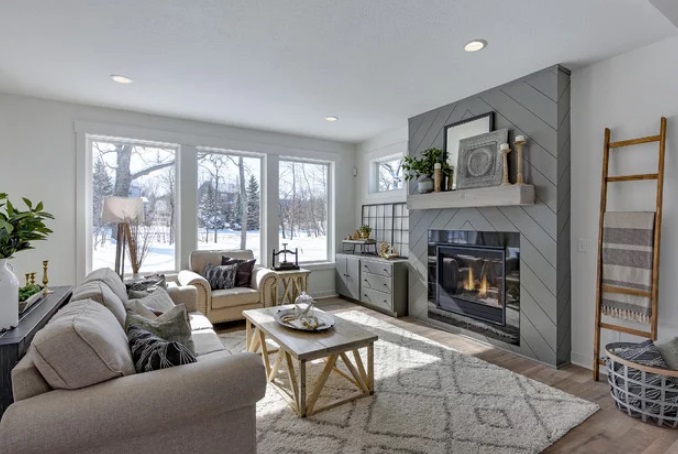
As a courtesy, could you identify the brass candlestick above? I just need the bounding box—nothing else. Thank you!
[25,273,30,287]
[500,145,512,186]
[42,260,52,294]
[514,136,527,185]
[30,273,36,285]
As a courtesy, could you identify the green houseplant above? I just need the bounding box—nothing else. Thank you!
[402,148,443,193]
[0,193,54,330]
[358,225,372,239]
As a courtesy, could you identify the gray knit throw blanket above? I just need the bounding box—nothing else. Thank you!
[601,211,656,323]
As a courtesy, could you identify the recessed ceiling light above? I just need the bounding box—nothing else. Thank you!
[464,39,487,52]
[111,74,133,84]
[325,116,339,122]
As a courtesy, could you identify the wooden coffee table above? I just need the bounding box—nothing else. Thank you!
[243,305,377,417]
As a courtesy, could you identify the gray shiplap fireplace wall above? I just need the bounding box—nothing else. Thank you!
[408,65,571,367]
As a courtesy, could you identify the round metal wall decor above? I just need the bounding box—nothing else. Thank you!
[466,147,493,177]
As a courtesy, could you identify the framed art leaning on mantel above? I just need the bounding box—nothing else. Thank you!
[443,112,494,189]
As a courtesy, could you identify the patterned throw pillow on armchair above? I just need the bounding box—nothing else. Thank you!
[202,263,238,290]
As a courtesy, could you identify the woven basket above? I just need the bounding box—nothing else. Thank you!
[605,342,678,428]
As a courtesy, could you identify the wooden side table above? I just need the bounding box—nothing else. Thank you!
[0,286,72,417]
[272,269,311,305]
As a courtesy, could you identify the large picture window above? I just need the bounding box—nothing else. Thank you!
[278,159,330,262]
[91,139,177,273]
[197,150,262,259]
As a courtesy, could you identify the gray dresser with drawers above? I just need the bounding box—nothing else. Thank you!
[335,253,408,317]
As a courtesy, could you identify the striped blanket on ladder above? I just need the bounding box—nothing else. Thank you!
[601,211,656,323]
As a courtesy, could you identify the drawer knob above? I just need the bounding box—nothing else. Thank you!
[383,283,387,286]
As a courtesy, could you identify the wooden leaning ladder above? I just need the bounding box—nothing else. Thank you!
[592,117,667,381]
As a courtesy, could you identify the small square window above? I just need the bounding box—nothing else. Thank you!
[375,156,403,192]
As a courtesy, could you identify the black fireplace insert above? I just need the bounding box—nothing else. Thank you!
[428,230,520,345]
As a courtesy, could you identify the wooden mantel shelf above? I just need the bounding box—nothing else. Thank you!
[407,184,535,210]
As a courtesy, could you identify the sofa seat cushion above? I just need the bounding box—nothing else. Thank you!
[70,281,127,327]
[31,300,135,390]
[83,268,128,303]
[192,329,226,356]
[211,287,259,309]
[189,312,213,331]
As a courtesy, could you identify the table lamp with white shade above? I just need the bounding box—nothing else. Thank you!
[101,197,145,278]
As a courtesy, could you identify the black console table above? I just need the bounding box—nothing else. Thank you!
[0,286,72,417]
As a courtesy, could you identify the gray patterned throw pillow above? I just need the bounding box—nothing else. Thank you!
[125,304,194,353]
[127,325,196,373]
[203,263,238,290]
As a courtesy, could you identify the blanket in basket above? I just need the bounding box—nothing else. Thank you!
[601,211,655,323]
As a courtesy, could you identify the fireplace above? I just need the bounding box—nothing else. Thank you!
[428,230,520,345]
[437,245,506,325]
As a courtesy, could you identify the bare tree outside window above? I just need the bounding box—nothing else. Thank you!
[91,140,177,273]
[377,157,403,192]
[197,151,261,259]
[279,160,329,262]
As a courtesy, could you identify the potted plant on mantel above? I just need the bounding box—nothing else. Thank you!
[402,147,443,194]
[0,194,53,330]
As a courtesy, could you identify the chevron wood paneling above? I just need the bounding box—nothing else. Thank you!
[408,65,571,367]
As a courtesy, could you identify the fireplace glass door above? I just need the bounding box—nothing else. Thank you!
[436,245,506,325]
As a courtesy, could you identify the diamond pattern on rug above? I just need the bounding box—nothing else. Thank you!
[220,311,598,454]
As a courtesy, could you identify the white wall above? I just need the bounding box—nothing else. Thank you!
[570,36,678,368]
[0,92,356,297]
[354,125,408,226]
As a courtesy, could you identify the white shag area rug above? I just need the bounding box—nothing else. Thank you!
[219,311,598,454]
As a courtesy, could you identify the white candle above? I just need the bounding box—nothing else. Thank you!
[515,135,525,142]
[434,163,442,169]
[499,143,509,151]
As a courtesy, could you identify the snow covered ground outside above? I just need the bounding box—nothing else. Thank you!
[92,228,328,273]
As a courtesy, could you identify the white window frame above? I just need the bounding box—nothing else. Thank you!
[75,120,342,281]
[278,156,334,264]
[78,134,181,278]
[195,147,266,261]
[372,153,404,194]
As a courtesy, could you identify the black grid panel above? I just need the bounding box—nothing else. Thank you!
[361,202,409,258]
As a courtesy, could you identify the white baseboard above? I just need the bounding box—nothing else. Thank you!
[313,291,338,300]
[570,351,593,370]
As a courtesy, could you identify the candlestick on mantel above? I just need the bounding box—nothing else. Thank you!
[433,163,442,192]
[514,136,527,185]
[500,145,512,186]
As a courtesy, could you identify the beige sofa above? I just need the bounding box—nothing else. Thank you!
[0,268,266,454]
[178,250,277,324]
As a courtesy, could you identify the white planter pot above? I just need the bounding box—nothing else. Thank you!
[0,259,20,330]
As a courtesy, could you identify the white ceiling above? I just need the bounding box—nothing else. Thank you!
[0,1,675,143]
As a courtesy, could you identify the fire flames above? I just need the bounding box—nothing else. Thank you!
[478,274,488,298]
[464,269,489,298]
[464,267,475,291]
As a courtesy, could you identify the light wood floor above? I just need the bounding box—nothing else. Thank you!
[216,298,678,453]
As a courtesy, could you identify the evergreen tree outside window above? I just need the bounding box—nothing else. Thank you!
[197,150,262,259]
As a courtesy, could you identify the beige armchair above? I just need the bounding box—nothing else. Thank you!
[177,250,277,324]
